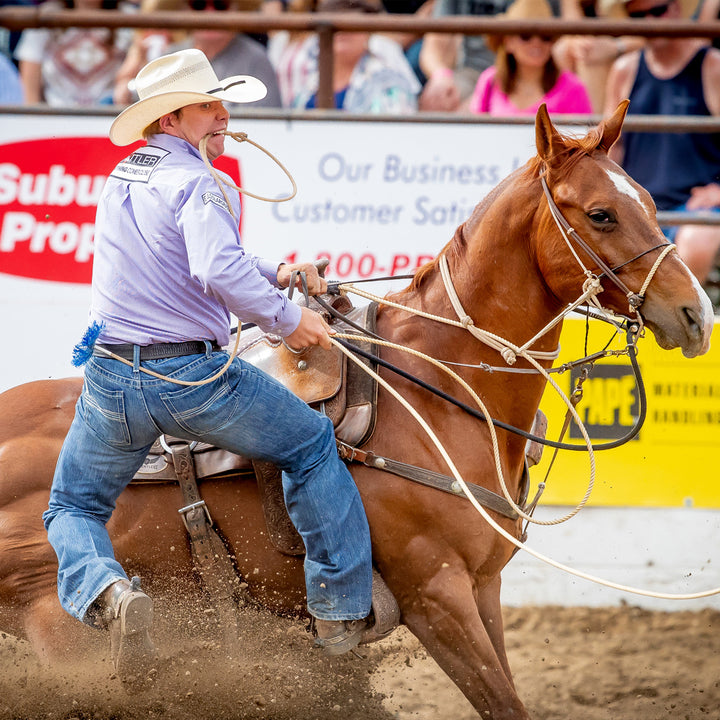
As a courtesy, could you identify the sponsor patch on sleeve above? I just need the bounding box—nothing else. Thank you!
[111,146,170,182]
[202,191,230,212]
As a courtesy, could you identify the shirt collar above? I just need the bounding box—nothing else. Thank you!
[146,133,203,161]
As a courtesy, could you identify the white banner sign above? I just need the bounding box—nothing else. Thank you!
[0,114,539,391]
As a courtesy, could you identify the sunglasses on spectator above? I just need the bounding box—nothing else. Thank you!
[627,3,671,18]
[518,34,554,43]
[189,0,231,10]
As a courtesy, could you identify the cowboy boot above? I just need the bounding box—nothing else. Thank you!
[102,576,157,688]
[313,618,368,656]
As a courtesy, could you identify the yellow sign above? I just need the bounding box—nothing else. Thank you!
[533,317,720,509]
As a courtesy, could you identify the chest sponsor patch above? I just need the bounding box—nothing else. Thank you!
[111,146,170,182]
[202,191,230,212]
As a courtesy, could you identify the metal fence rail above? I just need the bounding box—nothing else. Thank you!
[2,7,720,107]
[2,7,719,227]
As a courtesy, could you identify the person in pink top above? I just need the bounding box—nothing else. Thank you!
[469,0,593,115]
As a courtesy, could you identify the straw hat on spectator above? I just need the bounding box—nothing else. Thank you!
[486,0,554,54]
[109,49,267,146]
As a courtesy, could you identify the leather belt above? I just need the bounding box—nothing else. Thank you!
[94,340,220,361]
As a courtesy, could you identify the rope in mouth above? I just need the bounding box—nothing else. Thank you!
[199,130,297,220]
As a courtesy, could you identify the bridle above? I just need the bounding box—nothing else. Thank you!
[324,171,681,452]
[540,176,676,316]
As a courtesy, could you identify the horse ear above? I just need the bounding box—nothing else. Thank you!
[535,103,564,167]
[599,99,630,151]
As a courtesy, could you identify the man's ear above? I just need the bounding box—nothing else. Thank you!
[159,112,178,134]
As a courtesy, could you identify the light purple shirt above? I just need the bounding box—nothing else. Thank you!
[90,133,301,346]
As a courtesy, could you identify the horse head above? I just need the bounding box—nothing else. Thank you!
[532,101,713,358]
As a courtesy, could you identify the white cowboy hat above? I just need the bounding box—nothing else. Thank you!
[109,49,267,146]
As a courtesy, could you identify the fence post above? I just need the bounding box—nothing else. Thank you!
[317,23,335,110]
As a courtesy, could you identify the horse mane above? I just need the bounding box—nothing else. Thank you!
[399,124,606,296]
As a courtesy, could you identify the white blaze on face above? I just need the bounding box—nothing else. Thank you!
[606,169,650,216]
[689,271,714,355]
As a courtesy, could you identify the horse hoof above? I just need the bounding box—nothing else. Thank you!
[106,577,157,689]
[313,618,368,656]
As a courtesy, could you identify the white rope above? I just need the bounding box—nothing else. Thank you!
[638,243,677,297]
[332,335,720,601]
[198,131,297,221]
[98,130,298,384]
[339,275,563,368]
[334,332,594,526]
[440,254,597,365]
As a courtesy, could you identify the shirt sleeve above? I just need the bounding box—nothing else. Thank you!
[175,174,302,336]
[13,28,49,64]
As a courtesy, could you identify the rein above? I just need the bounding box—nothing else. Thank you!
[342,325,720,600]
[314,293,647,452]
[325,171,681,528]
[322,221,720,598]
[540,176,676,317]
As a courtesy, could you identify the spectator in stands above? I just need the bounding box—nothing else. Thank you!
[115,0,281,106]
[167,0,282,107]
[553,0,643,113]
[114,0,188,105]
[469,0,592,114]
[419,0,565,111]
[0,0,41,67]
[0,48,23,103]
[15,0,136,106]
[286,0,420,112]
[604,0,720,285]
[380,0,435,84]
[266,0,318,107]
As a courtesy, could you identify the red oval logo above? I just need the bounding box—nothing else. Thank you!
[0,137,241,284]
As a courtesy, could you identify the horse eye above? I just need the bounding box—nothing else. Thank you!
[587,209,614,224]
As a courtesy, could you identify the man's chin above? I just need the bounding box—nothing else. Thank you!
[208,139,225,160]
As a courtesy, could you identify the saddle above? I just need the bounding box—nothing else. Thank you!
[131,294,544,643]
[132,297,378,492]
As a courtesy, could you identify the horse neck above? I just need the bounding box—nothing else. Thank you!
[433,168,565,361]
[381,169,565,436]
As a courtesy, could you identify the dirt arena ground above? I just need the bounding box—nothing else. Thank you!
[1,601,717,720]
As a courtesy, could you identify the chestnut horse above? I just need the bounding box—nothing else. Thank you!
[0,104,712,719]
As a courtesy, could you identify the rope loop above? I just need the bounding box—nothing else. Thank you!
[198,130,297,220]
[460,315,474,328]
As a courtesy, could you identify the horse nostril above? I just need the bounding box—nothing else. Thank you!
[682,306,701,339]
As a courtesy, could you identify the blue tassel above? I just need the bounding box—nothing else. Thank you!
[71,321,105,367]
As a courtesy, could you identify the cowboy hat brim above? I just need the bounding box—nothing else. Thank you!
[109,75,268,146]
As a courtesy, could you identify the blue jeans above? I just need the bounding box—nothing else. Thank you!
[43,345,372,623]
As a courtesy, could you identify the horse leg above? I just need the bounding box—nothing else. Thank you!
[475,576,516,689]
[23,593,102,666]
[401,569,529,720]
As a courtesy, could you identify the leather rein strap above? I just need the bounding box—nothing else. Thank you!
[337,442,520,520]
[540,176,672,313]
